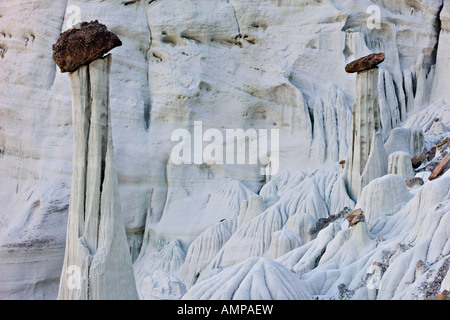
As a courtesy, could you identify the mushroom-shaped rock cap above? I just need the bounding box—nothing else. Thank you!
[345,208,365,227]
[345,53,385,73]
[52,20,122,73]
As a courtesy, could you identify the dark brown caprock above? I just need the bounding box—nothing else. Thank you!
[52,20,122,73]
[345,53,385,73]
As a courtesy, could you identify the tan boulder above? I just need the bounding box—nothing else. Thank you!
[345,208,365,227]
[428,154,450,181]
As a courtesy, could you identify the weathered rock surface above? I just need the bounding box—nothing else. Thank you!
[344,67,387,201]
[52,20,122,73]
[57,55,138,300]
[384,127,425,157]
[427,147,437,161]
[1,0,449,301]
[430,119,449,135]
[345,53,385,74]
[429,154,450,181]
[346,208,365,227]
[182,257,311,300]
[437,138,449,148]
[406,177,424,190]
[140,270,187,300]
[356,174,413,231]
[388,151,415,179]
[411,154,427,169]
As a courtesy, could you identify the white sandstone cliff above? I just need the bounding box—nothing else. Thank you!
[0,0,449,300]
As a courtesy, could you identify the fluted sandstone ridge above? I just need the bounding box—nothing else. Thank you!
[182,257,311,300]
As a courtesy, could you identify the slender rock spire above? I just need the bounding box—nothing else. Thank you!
[343,53,388,201]
[54,23,138,300]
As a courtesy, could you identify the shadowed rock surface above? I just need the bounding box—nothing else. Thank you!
[52,20,122,73]
[411,154,427,169]
[406,177,424,189]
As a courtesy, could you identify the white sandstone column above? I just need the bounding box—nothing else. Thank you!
[58,55,138,300]
[344,68,387,200]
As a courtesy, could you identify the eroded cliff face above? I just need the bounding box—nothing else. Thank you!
[0,0,449,300]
